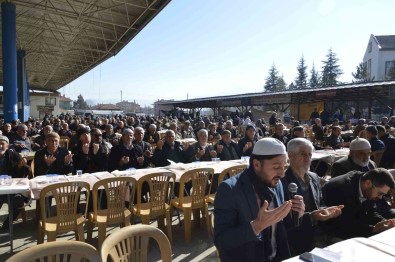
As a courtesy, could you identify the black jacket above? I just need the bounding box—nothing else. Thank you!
[322,171,386,239]
[34,146,73,176]
[151,141,194,167]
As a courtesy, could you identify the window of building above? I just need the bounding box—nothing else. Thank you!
[368,42,372,53]
[45,97,56,106]
[59,100,72,110]
[368,59,371,78]
[39,111,51,119]
[385,61,395,79]
[0,95,3,105]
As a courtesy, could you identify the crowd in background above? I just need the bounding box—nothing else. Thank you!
[0,110,395,260]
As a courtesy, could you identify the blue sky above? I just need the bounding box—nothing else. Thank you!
[60,0,395,107]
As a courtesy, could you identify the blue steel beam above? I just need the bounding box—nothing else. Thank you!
[2,2,18,122]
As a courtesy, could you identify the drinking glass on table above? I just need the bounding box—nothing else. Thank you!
[127,168,136,176]
[76,170,83,177]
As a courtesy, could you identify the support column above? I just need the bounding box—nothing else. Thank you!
[17,50,30,121]
[2,2,18,123]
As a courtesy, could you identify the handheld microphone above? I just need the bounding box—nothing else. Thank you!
[288,182,300,226]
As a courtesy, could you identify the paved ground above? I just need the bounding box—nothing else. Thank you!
[0,201,218,261]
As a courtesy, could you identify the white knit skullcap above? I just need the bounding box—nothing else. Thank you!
[252,137,286,155]
[350,137,371,151]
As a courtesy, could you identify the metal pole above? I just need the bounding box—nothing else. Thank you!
[2,2,18,122]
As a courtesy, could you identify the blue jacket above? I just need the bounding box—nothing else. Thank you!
[214,168,291,262]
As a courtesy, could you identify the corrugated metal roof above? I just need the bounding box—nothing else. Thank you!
[159,81,395,105]
[0,0,171,90]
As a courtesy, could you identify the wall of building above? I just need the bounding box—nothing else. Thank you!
[363,35,395,81]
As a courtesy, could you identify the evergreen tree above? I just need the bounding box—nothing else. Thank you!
[309,62,319,88]
[352,62,371,83]
[277,75,287,91]
[264,64,279,92]
[73,94,89,109]
[288,82,296,90]
[294,55,308,89]
[263,64,287,92]
[320,48,343,87]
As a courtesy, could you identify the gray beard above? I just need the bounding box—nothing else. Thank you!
[353,158,369,167]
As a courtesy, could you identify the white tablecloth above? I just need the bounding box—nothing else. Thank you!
[284,229,395,261]
[0,178,30,196]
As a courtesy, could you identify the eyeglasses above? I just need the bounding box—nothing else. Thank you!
[372,184,389,197]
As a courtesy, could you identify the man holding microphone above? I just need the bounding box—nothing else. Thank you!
[281,138,343,256]
[214,138,305,262]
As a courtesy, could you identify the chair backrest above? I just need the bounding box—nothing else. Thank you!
[358,130,367,139]
[59,136,70,149]
[179,168,213,209]
[39,181,90,231]
[218,164,248,185]
[7,240,100,262]
[136,172,175,217]
[30,159,35,178]
[371,150,385,167]
[101,224,172,262]
[150,143,157,152]
[92,177,137,222]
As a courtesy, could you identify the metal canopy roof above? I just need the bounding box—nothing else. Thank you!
[0,0,171,90]
[158,81,395,109]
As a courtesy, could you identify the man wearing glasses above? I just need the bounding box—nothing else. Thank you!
[323,168,395,240]
[10,124,33,153]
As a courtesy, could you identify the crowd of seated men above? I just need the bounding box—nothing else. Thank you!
[0,111,394,174]
[1,111,395,250]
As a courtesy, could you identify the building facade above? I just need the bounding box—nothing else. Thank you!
[0,91,73,120]
[363,34,395,81]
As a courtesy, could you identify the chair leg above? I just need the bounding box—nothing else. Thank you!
[124,213,131,227]
[141,215,150,225]
[37,225,45,244]
[165,211,173,245]
[171,205,182,226]
[193,209,200,228]
[158,215,165,231]
[204,205,211,237]
[87,220,94,243]
[47,231,57,242]
[183,208,192,243]
[97,224,107,249]
[20,208,27,223]
[77,224,85,242]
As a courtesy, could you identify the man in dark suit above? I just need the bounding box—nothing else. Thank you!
[282,138,343,255]
[214,138,305,262]
[323,168,395,240]
[132,127,152,168]
[331,137,376,178]
[271,123,288,146]
[151,130,193,167]
[324,126,349,149]
[190,129,217,162]
[376,125,395,168]
[34,132,73,176]
[215,130,241,161]
[238,125,257,157]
